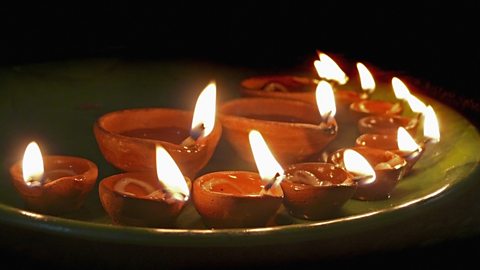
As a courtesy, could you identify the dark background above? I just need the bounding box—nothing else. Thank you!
[1,2,479,268]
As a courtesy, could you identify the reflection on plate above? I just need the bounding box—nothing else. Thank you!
[0,59,479,247]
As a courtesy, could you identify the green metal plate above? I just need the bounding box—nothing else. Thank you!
[0,59,479,247]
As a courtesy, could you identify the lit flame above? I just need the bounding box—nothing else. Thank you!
[391,77,411,100]
[191,81,216,138]
[356,62,376,94]
[156,146,190,201]
[424,105,440,142]
[405,94,427,114]
[314,52,348,85]
[248,130,284,187]
[315,80,337,120]
[397,127,420,152]
[22,141,44,186]
[343,149,376,184]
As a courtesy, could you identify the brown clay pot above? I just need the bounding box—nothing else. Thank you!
[349,100,403,124]
[358,115,418,135]
[193,171,283,228]
[10,155,98,214]
[281,163,356,220]
[240,75,362,124]
[329,147,407,200]
[219,98,337,164]
[94,108,222,179]
[99,172,191,227]
[356,133,424,175]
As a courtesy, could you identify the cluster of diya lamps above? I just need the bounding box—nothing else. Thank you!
[9,52,441,228]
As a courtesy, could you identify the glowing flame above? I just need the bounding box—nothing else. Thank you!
[22,141,44,186]
[424,106,440,142]
[248,130,284,186]
[315,80,337,120]
[343,149,376,184]
[314,52,348,85]
[397,127,420,152]
[391,77,411,100]
[191,82,216,138]
[406,94,427,114]
[156,146,190,200]
[356,62,376,94]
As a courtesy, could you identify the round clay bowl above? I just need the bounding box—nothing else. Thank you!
[240,75,362,124]
[349,100,403,124]
[94,108,222,179]
[329,147,407,200]
[356,133,424,175]
[193,171,283,228]
[358,115,418,135]
[99,172,191,227]
[219,98,337,164]
[281,163,356,220]
[10,155,98,214]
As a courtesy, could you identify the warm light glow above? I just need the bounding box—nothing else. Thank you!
[356,62,376,94]
[424,106,440,142]
[248,130,284,186]
[22,141,44,186]
[391,77,411,100]
[343,149,376,184]
[406,94,427,114]
[315,80,337,120]
[314,52,348,85]
[397,127,420,152]
[156,146,190,200]
[191,81,216,138]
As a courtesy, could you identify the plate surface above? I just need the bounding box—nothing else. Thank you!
[0,59,479,247]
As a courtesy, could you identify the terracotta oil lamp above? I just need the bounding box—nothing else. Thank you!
[281,162,356,220]
[193,130,284,228]
[219,81,338,164]
[94,82,221,179]
[358,115,418,135]
[329,147,407,200]
[241,75,317,103]
[9,142,98,214]
[99,146,191,227]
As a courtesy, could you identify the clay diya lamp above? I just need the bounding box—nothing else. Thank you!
[94,82,221,179]
[219,92,337,164]
[9,142,98,214]
[99,146,191,227]
[349,99,403,124]
[241,75,317,103]
[281,162,356,220]
[193,130,284,228]
[329,147,407,200]
[358,115,418,135]
[355,130,422,175]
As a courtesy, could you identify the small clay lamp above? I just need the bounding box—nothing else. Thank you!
[99,146,191,227]
[9,142,98,214]
[219,81,338,164]
[329,147,407,200]
[358,115,418,135]
[241,75,317,103]
[94,82,221,179]
[281,162,356,220]
[193,130,284,228]
[356,128,423,175]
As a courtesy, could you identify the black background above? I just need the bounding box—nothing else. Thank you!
[1,2,480,268]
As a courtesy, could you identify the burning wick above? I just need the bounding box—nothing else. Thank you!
[180,123,205,147]
[357,62,376,100]
[262,172,284,192]
[315,80,338,135]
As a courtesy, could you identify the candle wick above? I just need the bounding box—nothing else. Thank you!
[261,172,284,194]
[319,112,337,135]
[180,123,205,147]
